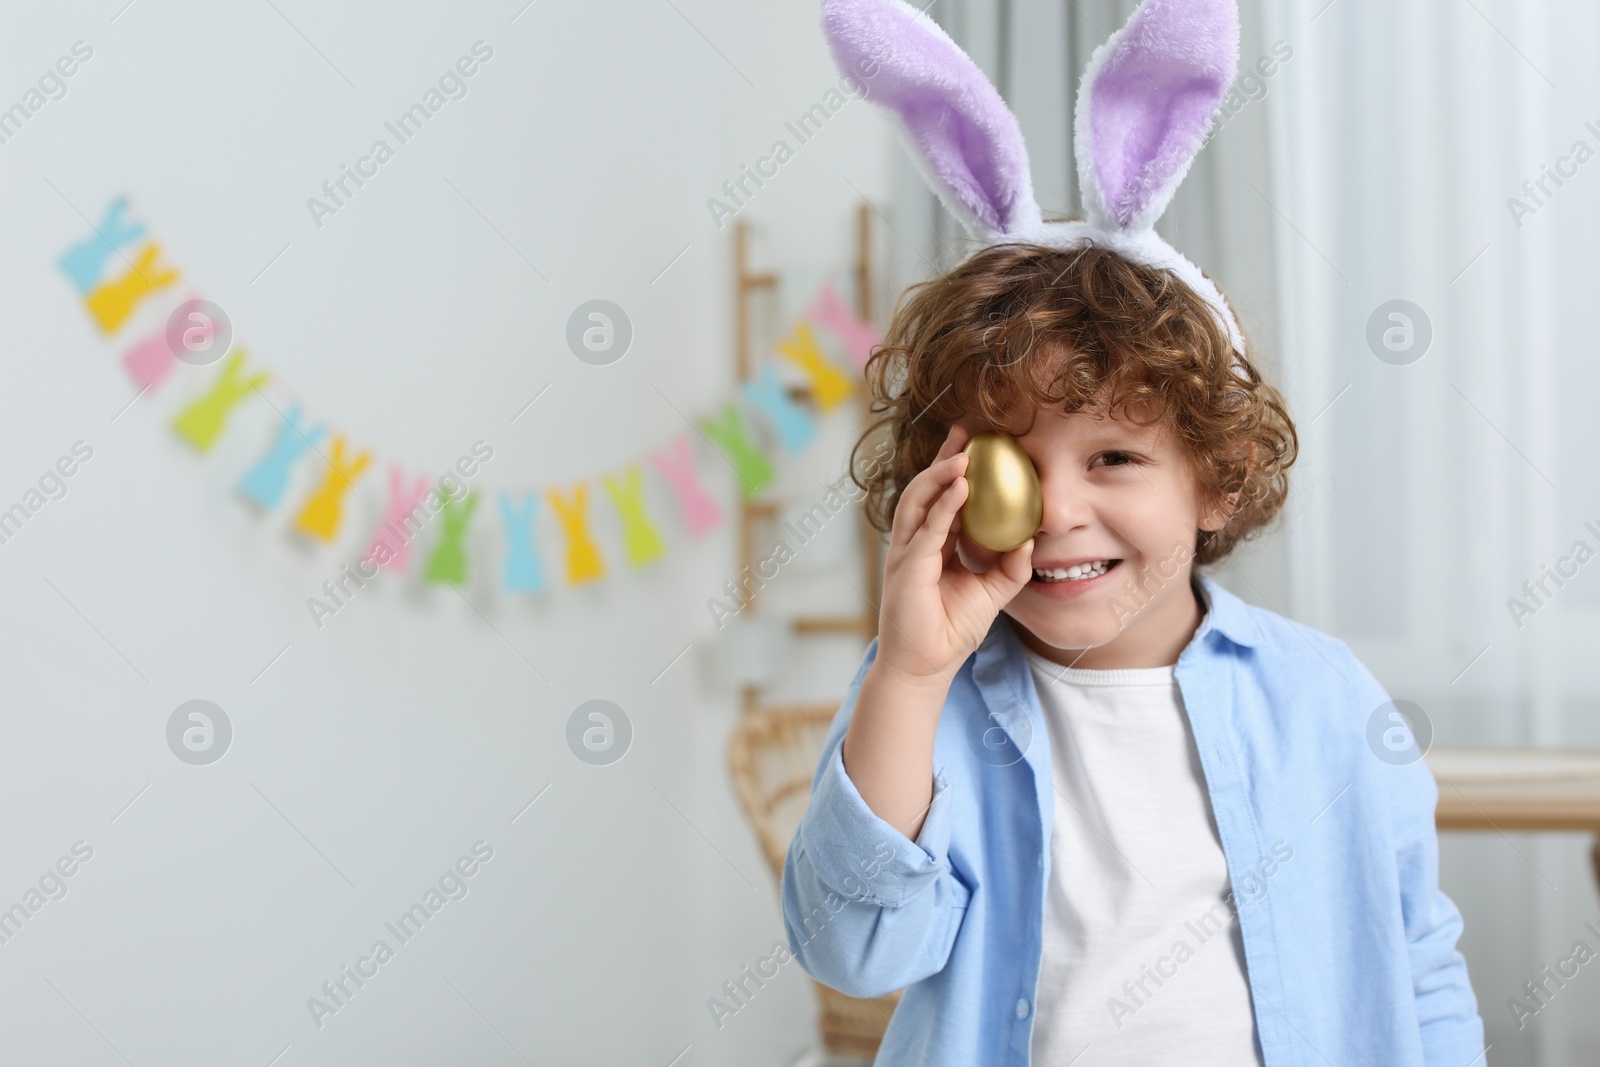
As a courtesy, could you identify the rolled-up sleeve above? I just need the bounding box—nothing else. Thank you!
[780,639,970,999]
[1346,644,1487,1065]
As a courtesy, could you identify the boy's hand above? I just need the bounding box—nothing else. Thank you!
[875,423,1035,687]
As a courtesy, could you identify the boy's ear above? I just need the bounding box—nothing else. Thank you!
[1199,487,1242,532]
[1199,445,1255,531]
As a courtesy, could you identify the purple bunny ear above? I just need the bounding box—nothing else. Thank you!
[1075,0,1239,234]
[821,0,1041,240]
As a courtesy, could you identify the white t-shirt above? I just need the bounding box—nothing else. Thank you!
[1022,646,1264,1065]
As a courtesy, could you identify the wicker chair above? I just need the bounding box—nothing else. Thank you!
[728,701,904,1062]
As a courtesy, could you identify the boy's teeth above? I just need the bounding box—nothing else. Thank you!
[1033,559,1117,582]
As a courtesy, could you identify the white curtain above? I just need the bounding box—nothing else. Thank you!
[1262,3,1600,1060]
[887,1,1600,1062]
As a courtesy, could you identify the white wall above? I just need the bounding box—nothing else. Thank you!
[0,1,894,1063]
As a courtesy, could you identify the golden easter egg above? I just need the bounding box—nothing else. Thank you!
[959,433,1042,552]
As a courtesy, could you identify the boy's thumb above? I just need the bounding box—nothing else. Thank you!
[999,537,1035,586]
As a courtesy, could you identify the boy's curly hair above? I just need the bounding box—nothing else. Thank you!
[846,241,1298,567]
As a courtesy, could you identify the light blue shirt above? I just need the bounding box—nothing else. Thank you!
[781,571,1486,1065]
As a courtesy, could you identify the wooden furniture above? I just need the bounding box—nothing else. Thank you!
[729,209,883,715]
[1428,746,1600,890]
[725,207,896,1062]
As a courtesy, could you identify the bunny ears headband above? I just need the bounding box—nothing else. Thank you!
[820,0,1247,357]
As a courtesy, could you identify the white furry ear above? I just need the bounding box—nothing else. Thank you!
[1074,0,1240,234]
[821,0,1042,241]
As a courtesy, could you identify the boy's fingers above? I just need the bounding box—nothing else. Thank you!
[890,452,965,550]
[906,469,967,557]
[979,538,1035,598]
[931,422,970,466]
[954,526,1001,574]
[890,423,974,552]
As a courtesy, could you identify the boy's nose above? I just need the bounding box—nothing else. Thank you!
[1034,472,1093,535]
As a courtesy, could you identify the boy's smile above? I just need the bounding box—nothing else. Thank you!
[955,393,1234,671]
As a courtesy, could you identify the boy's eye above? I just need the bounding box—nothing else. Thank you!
[1094,451,1137,468]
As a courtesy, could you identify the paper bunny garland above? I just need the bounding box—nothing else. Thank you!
[820,0,1247,357]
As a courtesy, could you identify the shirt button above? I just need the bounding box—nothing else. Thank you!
[1015,998,1030,1019]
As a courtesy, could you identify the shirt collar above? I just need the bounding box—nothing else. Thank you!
[976,567,1261,683]
[1191,570,1262,650]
